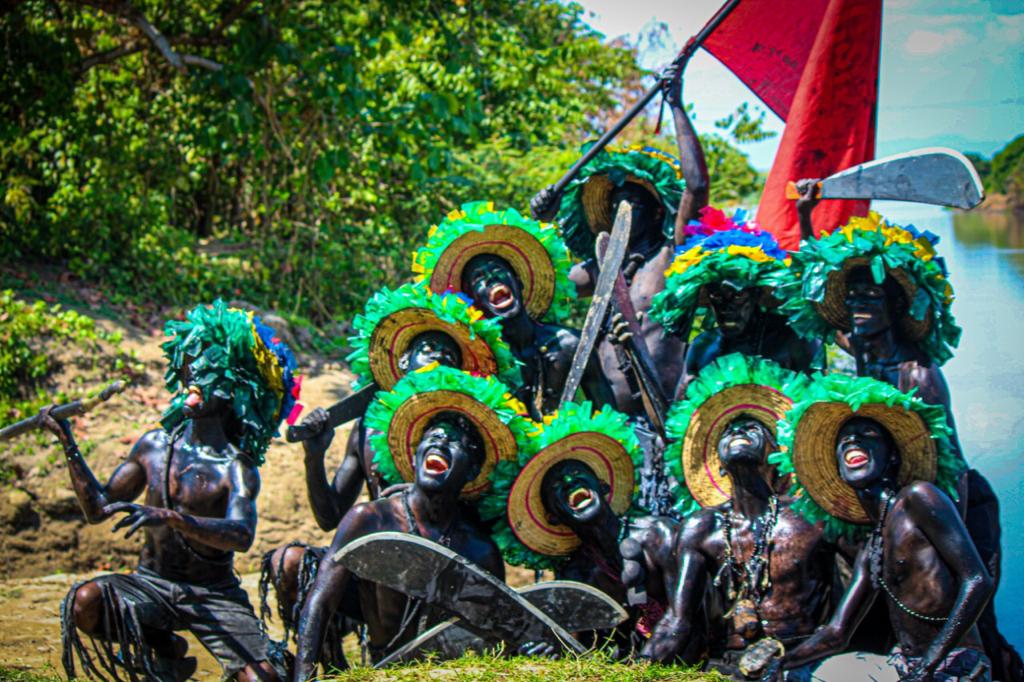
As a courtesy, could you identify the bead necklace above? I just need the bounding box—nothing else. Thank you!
[715,495,779,604]
[868,490,948,624]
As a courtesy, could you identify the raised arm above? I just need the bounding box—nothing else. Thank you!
[905,481,995,678]
[795,179,821,242]
[662,62,708,243]
[41,407,147,523]
[641,516,711,663]
[786,541,879,668]
[299,408,366,531]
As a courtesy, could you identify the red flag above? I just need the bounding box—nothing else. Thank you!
[703,0,829,120]
[702,0,882,250]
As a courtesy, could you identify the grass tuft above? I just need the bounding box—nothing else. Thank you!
[320,652,725,681]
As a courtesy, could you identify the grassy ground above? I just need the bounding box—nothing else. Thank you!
[0,654,725,681]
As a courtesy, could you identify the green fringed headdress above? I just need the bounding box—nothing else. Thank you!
[556,143,685,260]
[346,282,521,391]
[478,401,642,570]
[363,365,531,500]
[779,212,961,365]
[161,300,300,465]
[650,211,794,336]
[768,372,963,541]
[664,353,811,516]
[412,201,576,324]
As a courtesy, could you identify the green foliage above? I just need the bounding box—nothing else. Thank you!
[0,667,64,682]
[986,134,1024,200]
[0,1,634,324]
[1,1,770,326]
[965,136,1024,208]
[0,290,132,423]
[964,152,991,184]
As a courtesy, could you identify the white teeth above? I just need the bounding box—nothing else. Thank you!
[844,449,868,466]
[424,453,449,473]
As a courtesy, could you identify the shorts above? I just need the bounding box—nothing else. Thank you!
[62,567,284,681]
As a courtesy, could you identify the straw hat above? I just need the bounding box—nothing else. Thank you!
[347,282,521,391]
[364,366,530,500]
[770,372,964,539]
[790,401,936,524]
[412,201,576,323]
[478,401,642,568]
[556,144,685,260]
[781,212,961,366]
[580,173,663,234]
[817,256,931,341]
[665,354,810,514]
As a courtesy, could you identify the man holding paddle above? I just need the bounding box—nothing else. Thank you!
[530,62,709,417]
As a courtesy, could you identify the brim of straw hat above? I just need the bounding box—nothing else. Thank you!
[368,307,498,391]
[680,384,794,509]
[427,224,555,320]
[506,432,635,557]
[792,401,937,524]
[817,257,932,342]
[387,390,518,500]
[580,174,661,234]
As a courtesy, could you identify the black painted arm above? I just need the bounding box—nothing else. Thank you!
[665,68,708,242]
[641,519,708,662]
[56,417,149,523]
[907,482,995,676]
[786,543,878,668]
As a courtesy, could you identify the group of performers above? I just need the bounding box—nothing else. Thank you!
[37,73,1021,682]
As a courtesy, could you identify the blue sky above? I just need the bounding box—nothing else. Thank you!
[576,0,1024,170]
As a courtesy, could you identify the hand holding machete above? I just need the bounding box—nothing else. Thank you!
[785,147,985,210]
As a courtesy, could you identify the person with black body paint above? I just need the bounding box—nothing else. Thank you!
[290,366,528,679]
[48,302,298,682]
[776,373,993,681]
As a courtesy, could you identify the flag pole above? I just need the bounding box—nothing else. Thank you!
[546,0,743,198]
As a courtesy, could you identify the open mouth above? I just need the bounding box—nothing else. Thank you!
[851,312,873,323]
[487,284,515,311]
[184,385,203,410]
[843,448,869,468]
[424,452,450,475]
[727,434,751,448]
[567,487,595,512]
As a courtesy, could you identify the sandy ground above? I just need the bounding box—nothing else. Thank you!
[0,309,350,674]
[0,307,538,677]
[0,571,288,677]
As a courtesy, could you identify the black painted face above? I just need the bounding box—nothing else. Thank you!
[399,331,462,374]
[706,281,758,339]
[610,182,663,247]
[413,413,484,496]
[462,254,523,320]
[835,416,899,490]
[178,354,230,419]
[541,459,609,527]
[717,416,771,468]
[845,267,895,337]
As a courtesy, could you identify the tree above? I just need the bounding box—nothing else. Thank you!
[1,1,772,326]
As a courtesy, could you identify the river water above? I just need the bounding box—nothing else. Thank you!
[872,200,1024,648]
